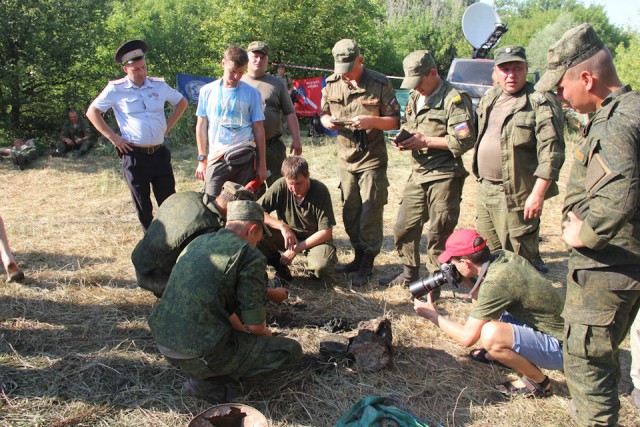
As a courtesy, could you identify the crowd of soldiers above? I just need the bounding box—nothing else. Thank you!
[73,21,640,427]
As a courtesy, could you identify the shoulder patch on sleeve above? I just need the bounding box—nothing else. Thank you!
[148,77,165,82]
[109,77,127,85]
[454,122,471,139]
[451,94,463,105]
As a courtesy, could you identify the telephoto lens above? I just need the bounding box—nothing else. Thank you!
[408,263,461,299]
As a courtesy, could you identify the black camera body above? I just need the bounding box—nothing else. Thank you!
[408,262,462,299]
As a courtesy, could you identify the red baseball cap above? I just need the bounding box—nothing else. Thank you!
[438,229,487,263]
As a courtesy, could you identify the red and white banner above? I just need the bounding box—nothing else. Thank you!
[292,76,324,117]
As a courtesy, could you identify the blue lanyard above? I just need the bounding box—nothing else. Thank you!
[216,80,238,119]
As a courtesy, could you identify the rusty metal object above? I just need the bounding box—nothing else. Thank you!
[189,403,268,427]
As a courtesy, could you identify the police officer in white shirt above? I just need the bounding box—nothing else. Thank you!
[87,40,188,231]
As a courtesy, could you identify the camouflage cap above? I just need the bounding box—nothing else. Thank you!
[247,41,269,56]
[332,39,360,74]
[226,200,271,236]
[401,50,436,89]
[494,45,527,66]
[221,181,257,202]
[535,23,605,93]
[114,40,147,65]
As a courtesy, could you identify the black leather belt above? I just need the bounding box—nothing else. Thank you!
[479,177,503,185]
[131,144,164,154]
[266,135,282,144]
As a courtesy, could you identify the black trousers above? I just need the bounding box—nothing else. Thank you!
[121,146,175,231]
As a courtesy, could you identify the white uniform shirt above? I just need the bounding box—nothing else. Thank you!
[91,77,184,146]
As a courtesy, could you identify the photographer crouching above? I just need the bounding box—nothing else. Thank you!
[413,229,564,397]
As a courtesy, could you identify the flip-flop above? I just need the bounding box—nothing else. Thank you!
[468,348,507,368]
[495,375,551,398]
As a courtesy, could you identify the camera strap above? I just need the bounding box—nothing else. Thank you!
[467,259,491,297]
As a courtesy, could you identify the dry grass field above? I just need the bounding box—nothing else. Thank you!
[0,134,637,426]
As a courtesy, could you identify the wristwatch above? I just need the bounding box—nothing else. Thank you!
[197,154,206,162]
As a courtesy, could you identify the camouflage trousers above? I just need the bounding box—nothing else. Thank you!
[563,267,640,426]
[258,226,337,279]
[393,176,464,273]
[339,166,388,257]
[255,137,287,199]
[9,146,38,167]
[476,179,540,264]
[56,139,94,155]
[165,332,302,381]
[265,137,286,186]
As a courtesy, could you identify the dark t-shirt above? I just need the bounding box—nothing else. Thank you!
[260,177,336,239]
[242,73,294,140]
[469,250,565,341]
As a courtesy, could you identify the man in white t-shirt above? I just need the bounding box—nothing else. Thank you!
[195,45,267,199]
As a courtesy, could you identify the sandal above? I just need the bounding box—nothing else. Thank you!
[468,348,507,368]
[495,375,551,398]
[6,263,24,283]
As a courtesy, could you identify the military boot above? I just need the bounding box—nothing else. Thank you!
[378,265,419,286]
[351,253,375,287]
[335,249,363,274]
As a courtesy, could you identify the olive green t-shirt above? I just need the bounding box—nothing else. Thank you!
[470,250,565,341]
[242,73,295,140]
[260,177,336,239]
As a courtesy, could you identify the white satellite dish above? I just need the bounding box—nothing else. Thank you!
[462,3,501,49]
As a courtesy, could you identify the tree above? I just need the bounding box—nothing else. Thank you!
[615,31,640,90]
[0,0,109,133]
[525,12,577,73]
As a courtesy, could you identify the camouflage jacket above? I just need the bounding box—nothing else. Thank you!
[321,68,400,172]
[131,191,224,277]
[563,85,640,271]
[473,82,565,210]
[470,250,565,341]
[148,228,268,356]
[60,118,92,142]
[402,80,476,184]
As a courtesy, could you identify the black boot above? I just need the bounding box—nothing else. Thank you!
[335,249,363,274]
[352,252,375,287]
[378,265,419,286]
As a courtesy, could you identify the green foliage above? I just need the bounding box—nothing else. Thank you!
[0,0,108,134]
[495,0,630,59]
[383,1,472,78]
[615,31,640,90]
[525,12,577,73]
[1,0,634,138]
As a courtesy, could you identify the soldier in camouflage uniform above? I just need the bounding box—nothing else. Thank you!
[259,156,337,281]
[242,41,302,196]
[55,109,93,157]
[473,46,565,273]
[379,50,475,287]
[536,23,640,426]
[0,139,38,170]
[131,182,255,297]
[148,200,302,404]
[276,64,294,94]
[320,39,400,286]
[414,229,564,397]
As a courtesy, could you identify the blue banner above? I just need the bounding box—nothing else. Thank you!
[176,73,216,104]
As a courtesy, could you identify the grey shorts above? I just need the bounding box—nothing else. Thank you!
[500,312,563,371]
